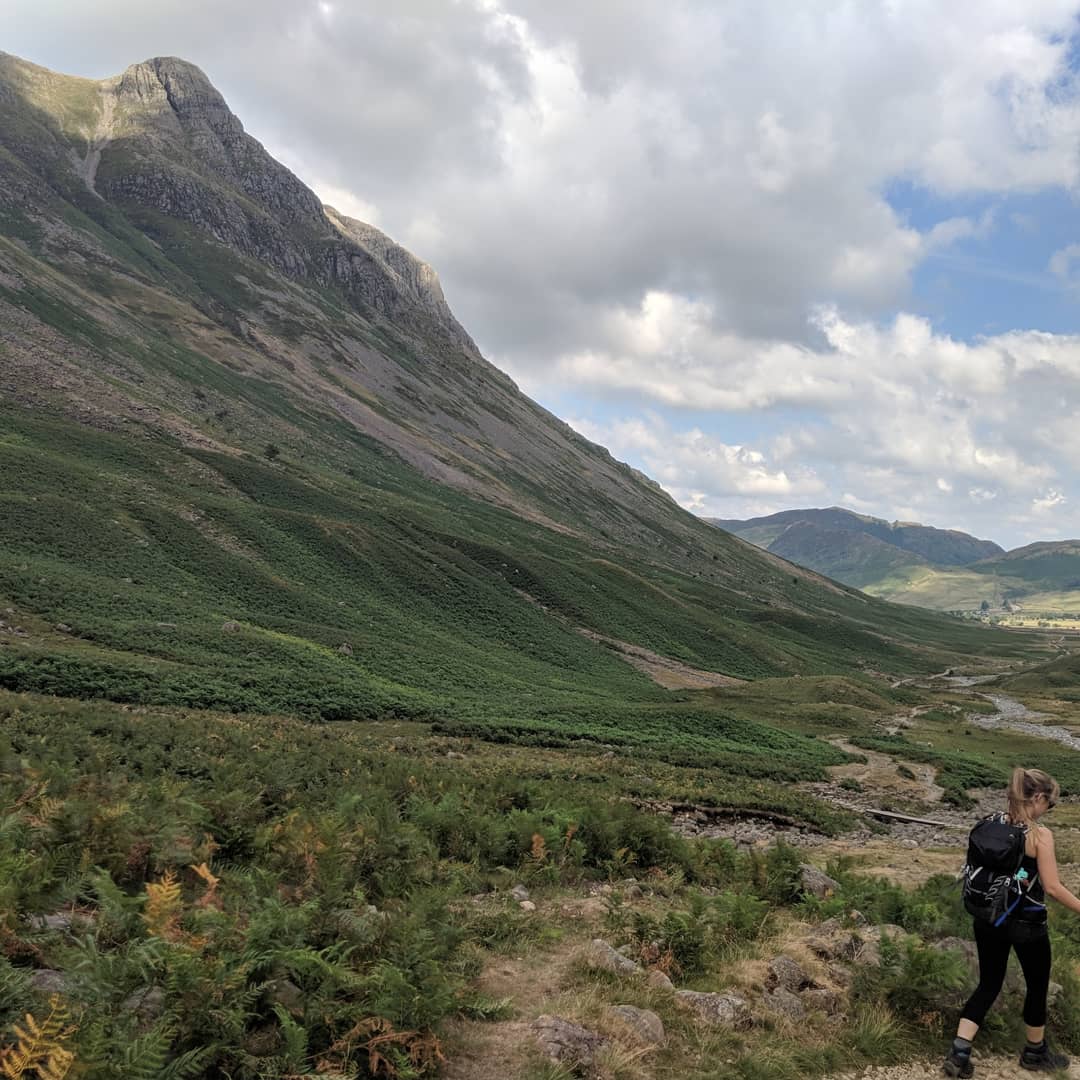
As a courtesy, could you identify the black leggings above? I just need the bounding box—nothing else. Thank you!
[961,919,1052,1028]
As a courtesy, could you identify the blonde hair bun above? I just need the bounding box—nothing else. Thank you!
[1007,766,1060,826]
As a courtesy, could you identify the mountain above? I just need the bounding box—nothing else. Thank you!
[712,507,1001,575]
[713,508,1080,615]
[0,52,1019,727]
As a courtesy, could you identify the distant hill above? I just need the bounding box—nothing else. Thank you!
[712,508,1080,614]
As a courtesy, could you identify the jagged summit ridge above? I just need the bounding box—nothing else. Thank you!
[0,50,471,350]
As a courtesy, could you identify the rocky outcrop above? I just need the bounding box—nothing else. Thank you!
[675,990,752,1028]
[531,1015,607,1068]
[604,1005,665,1046]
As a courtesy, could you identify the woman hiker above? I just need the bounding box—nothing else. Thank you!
[944,767,1079,1075]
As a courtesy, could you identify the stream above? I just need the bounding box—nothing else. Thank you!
[943,675,1080,751]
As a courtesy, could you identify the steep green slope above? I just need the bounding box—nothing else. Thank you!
[0,52,1030,726]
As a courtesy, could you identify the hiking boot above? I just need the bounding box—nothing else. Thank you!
[1019,1040,1069,1071]
[943,1048,974,1078]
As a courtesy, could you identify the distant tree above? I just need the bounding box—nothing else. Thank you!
[264,443,280,460]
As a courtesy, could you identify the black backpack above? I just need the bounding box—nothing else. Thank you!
[961,813,1033,926]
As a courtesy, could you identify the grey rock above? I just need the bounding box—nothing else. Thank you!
[1049,980,1064,1002]
[29,969,70,995]
[221,620,241,633]
[799,864,841,899]
[584,938,640,976]
[337,642,353,655]
[510,884,530,902]
[646,969,675,991]
[605,1004,665,1046]
[852,937,881,967]
[26,911,93,933]
[531,1015,607,1067]
[265,977,303,1016]
[802,988,843,1015]
[121,985,166,1024]
[766,955,810,993]
[676,990,752,1029]
[624,884,644,900]
[763,986,805,1020]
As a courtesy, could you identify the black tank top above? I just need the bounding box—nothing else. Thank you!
[1017,851,1048,924]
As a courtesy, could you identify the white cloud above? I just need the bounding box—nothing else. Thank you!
[7,1,1080,543]
[569,414,824,515]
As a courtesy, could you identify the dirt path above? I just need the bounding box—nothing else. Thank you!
[838,1054,1079,1078]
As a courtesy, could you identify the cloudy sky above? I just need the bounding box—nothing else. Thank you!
[7,1,1080,547]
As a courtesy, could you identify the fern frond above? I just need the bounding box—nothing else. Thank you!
[143,871,182,941]
[0,996,76,1080]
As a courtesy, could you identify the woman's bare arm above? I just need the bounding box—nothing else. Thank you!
[1036,827,1080,914]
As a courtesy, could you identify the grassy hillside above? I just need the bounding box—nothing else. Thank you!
[715,509,1080,616]
[713,507,1002,570]
[0,51,1034,731]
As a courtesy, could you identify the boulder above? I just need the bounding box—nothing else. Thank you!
[605,1004,665,1046]
[583,939,640,976]
[763,987,805,1020]
[802,988,843,1015]
[26,911,93,933]
[29,969,69,996]
[531,1015,607,1067]
[646,969,675,991]
[934,936,977,971]
[766,955,810,993]
[799,864,841,899]
[265,977,304,1016]
[676,990,752,1029]
[121,985,166,1026]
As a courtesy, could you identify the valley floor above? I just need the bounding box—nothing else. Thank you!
[3,653,1080,1079]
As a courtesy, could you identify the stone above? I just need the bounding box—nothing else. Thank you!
[675,990,752,1029]
[865,923,906,942]
[766,955,810,993]
[54,623,72,633]
[265,977,304,1016]
[646,969,675,991]
[624,884,644,900]
[121,985,166,1025]
[29,969,70,995]
[531,1015,607,1067]
[510,884,530,902]
[26,911,93,933]
[802,988,843,1015]
[221,620,241,633]
[1049,980,1064,1002]
[852,937,881,967]
[519,900,537,912]
[583,939,640,975]
[605,1004,665,1046]
[337,642,353,655]
[763,987,805,1020]
[799,864,841,899]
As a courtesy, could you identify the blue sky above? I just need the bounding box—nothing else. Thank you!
[5,1,1080,547]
